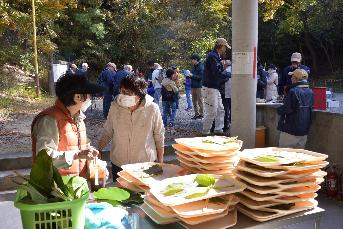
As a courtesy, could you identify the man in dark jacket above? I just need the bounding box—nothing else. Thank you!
[279,52,310,95]
[97,62,117,118]
[112,65,133,98]
[189,53,204,119]
[202,38,231,135]
[277,69,313,148]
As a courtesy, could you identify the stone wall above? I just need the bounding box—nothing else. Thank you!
[259,106,343,166]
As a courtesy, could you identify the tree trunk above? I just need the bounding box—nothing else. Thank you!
[302,13,318,76]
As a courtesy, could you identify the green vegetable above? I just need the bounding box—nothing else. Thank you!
[185,187,210,199]
[93,187,130,202]
[254,155,280,162]
[161,183,185,196]
[195,174,215,187]
[143,164,163,176]
[14,149,89,204]
[202,137,238,145]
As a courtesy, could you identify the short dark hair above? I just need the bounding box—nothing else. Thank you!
[166,69,175,78]
[55,73,87,107]
[147,60,154,67]
[120,74,147,102]
[191,53,200,61]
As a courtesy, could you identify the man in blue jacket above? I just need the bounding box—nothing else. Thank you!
[279,52,310,95]
[97,62,117,118]
[189,53,204,119]
[202,38,231,135]
[277,69,314,148]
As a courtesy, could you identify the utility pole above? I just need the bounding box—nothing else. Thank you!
[231,0,258,148]
[32,0,40,97]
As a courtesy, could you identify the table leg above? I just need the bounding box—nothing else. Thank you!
[315,217,321,229]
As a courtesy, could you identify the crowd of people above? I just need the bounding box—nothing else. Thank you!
[32,37,314,182]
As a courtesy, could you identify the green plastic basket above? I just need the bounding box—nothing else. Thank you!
[14,177,89,229]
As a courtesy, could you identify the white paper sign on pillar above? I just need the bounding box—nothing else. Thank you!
[232,52,254,75]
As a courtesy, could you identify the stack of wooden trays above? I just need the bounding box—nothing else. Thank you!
[172,136,243,175]
[141,174,246,228]
[116,162,186,192]
[234,148,328,222]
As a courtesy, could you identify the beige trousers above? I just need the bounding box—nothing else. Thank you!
[191,88,203,116]
[279,132,308,149]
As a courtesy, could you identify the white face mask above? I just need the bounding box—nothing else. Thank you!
[117,94,137,108]
[81,98,92,112]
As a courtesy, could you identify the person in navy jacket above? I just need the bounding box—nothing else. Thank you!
[279,52,310,95]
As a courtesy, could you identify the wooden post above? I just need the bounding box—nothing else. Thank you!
[32,0,40,97]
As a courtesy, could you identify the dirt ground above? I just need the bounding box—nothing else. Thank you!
[0,97,202,154]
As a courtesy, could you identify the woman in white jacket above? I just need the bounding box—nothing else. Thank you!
[98,75,165,181]
[266,64,279,101]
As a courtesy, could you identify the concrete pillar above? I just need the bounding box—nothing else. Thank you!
[231,0,258,148]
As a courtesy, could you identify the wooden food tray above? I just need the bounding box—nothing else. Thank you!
[149,174,246,206]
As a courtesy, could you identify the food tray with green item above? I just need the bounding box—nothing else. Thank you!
[149,174,246,206]
[236,161,326,178]
[175,136,242,153]
[239,148,328,167]
[121,162,185,187]
[234,170,325,188]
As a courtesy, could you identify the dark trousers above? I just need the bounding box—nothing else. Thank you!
[111,163,122,182]
[222,98,231,131]
[103,94,113,119]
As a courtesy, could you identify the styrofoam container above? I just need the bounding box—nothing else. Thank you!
[149,174,246,206]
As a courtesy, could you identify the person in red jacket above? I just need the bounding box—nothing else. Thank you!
[31,73,104,178]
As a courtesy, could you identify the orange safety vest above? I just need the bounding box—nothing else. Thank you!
[31,100,88,178]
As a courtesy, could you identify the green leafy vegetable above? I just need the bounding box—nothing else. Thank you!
[143,164,163,176]
[94,187,130,202]
[195,174,215,187]
[161,183,185,196]
[14,149,89,204]
[185,187,210,199]
[254,155,280,162]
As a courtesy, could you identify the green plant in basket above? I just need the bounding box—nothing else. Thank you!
[14,149,89,204]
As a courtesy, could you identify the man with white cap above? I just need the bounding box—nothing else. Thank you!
[202,38,231,135]
[279,52,310,95]
[277,69,314,148]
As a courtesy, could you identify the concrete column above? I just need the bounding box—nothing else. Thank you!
[231,0,258,148]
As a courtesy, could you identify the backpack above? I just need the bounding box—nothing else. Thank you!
[162,86,176,102]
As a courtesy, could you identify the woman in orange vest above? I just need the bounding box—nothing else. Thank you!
[31,73,104,178]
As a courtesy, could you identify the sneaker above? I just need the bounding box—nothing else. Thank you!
[196,115,204,119]
[185,108,192,112]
